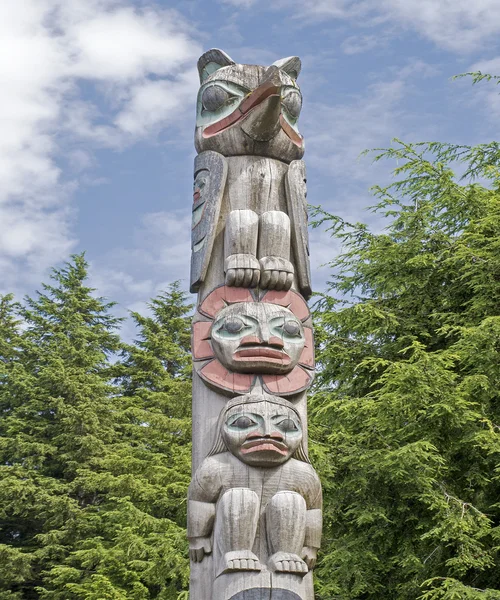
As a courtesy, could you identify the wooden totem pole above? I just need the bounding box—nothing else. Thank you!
[188,49,322,600]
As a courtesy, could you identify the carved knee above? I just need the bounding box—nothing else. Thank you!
[258,211,294,290]
[216,488,260,551]
[215,488,262,575]
[225,210,260,287]
[219,487,259,511]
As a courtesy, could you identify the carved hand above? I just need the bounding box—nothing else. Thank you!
[301,546,318,570]
[189,536,212,562]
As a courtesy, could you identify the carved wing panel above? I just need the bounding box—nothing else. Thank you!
[286,160,312,299]
[190,150,228,292]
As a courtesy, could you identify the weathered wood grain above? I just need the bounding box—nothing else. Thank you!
[188,49,321,600]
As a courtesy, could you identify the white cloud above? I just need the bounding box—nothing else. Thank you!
[0,0,200,295]
[269,0,500,54]
[115,69,199,137]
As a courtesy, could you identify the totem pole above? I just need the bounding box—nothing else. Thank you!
[188,49,322,600]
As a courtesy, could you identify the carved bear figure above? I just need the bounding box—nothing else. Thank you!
[187,394,322,580]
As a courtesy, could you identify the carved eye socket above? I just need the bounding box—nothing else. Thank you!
[202,85,230,112]
[282,90,302,119]
[232,416,257,429]
[222,318,245,334]
[277,418,299,433]
[283,320,301,337]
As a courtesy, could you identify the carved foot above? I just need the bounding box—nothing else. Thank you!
[268,552,308,576]
[222,550,262,573]
[259,257,294,291]
[225,254,260,288]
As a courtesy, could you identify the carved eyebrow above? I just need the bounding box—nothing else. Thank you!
[198,80,250,95]
[215,313,259,327]
[226,412,262,424]
[270,413,298,422]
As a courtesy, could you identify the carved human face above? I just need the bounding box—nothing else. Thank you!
[211,302,305,374]
[222,400,303,467]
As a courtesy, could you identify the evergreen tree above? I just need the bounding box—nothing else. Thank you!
[0,255,122,599]
[39,281,193,598]
[311,79,500,599]
[0,293,33,598]
[88,282,194,599]
[0,261,194,599]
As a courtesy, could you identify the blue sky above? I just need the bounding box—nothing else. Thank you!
[2,0,500,332]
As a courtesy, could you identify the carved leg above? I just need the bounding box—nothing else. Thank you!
[266,491,308,576]
[215,488,263,575]
[225,210,260,288]
[258,211,294,291]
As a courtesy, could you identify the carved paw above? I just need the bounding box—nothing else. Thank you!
[259,257,294,291]
[301,546,318,570]
[268,552,308,575]
[225,254,260,288]
[223,550,262,573]
[189,536,212,562]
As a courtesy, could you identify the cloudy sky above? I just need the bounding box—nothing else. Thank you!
[2,0,500,326]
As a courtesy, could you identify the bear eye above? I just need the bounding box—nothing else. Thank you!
[202,85,230,112]
[282,90,302,119]
[276,418,298,432]
[283,320,301,337]
[232,416,257,429]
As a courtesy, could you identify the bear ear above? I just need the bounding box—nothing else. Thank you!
[198,49,235,83]
[272,56,301,80]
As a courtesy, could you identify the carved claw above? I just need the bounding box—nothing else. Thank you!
[223,550,262,573]
[301,546,318,570]
[189,536,212,562]
[268,552,308,576]
[225,254,260,288]
[259,257,294,291]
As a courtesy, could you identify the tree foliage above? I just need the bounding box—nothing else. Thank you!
[0,258,192,599]
[311,83,500,598]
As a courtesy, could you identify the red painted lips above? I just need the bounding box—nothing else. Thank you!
[234,346,291,365]
[241,438,288,456]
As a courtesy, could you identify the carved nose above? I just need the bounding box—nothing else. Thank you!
[257,321,271,343]
[247,429,284,441]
